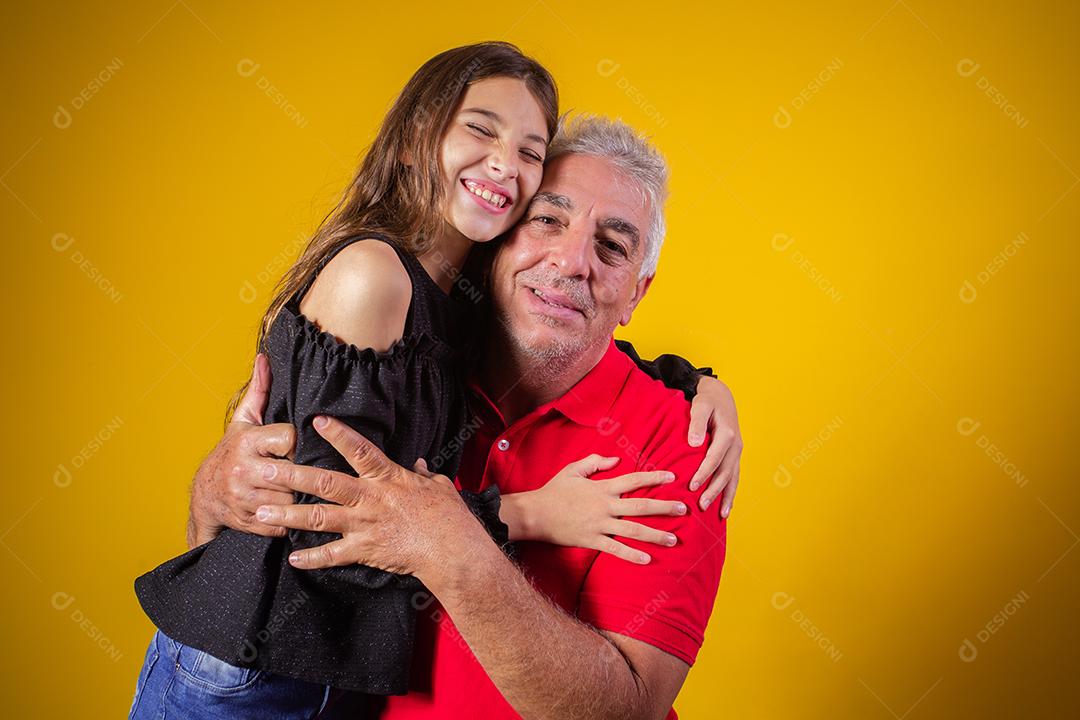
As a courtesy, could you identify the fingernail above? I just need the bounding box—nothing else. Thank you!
[256,507,270,521]
[262,464,277,479]
[638,552,651,564]
[722,504,732,518]
[689,480,700,491]
[675,502,687,515]
[313,416,329,429]
[288,553,301,565]
[701,497,711,510]
[663,472,676,483]
[688,434,704,447]
[666,534,677,546]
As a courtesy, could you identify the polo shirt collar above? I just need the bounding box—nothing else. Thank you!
[549,337,633,428]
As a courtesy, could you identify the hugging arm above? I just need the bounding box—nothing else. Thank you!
[188,357,683,565]
[258,419,699,720]
[616,339,742,514]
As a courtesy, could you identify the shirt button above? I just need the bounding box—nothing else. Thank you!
[496,438,510,451]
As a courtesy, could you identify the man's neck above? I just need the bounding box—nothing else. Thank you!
[479,328,610,426]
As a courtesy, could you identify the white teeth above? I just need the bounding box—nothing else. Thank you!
[465,181,507,208]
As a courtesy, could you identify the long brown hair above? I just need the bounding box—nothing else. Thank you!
[226,42,559,423]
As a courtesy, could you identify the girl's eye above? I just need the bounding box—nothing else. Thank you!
[520,149,543,163]
[467,123,495,138]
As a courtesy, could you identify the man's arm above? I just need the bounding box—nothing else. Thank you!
[433,531,690,720]
[258,417,693,720]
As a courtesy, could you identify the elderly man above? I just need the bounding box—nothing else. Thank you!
[194,116,733,719]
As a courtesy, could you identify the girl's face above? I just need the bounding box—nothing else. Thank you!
[439,76,549,243]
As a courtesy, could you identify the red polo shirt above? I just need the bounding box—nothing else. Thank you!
[379,338,727,719]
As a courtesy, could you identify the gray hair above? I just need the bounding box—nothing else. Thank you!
[546,114,669,278]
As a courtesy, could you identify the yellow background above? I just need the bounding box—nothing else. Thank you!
[2,1,1077,717]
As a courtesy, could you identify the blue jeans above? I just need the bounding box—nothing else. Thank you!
[129,630,332,720]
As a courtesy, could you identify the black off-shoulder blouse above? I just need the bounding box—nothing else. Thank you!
[135,234,712,694]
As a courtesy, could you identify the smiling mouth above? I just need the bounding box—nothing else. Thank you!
[528,286,584,316]
[463,179,510,209]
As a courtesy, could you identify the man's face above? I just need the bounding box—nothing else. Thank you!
[490,153,655,362]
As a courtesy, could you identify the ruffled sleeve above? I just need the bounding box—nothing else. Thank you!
[615,339,715,401]
[263,306,511,587]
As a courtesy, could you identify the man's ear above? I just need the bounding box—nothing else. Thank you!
[619,274,654,326]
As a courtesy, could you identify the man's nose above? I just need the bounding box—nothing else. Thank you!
[547,225,591,279]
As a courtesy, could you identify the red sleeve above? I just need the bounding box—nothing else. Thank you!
[576,413,727,665]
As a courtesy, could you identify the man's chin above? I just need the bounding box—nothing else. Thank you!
[509,325,581,361]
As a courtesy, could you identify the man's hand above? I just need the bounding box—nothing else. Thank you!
[687,375,743,516]
[186,354,299,548]
[254,415,486,581]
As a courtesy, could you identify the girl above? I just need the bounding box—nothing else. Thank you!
[131,42,739,719]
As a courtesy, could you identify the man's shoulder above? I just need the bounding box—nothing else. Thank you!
[608,361,703,467]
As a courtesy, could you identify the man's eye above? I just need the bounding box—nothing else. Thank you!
[531,215,558,225]
[600,239,627,258]
[467,123,495,138]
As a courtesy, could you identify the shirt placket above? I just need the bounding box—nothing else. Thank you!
[480,414,542,494]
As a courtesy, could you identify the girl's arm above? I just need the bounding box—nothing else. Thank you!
[616,339,743,516]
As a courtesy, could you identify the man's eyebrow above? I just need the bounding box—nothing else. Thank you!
[599,217,641,252]
[461,107,548,146]
[530,191,573,211]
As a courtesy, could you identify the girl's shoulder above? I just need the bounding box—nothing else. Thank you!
[297,238,413,354]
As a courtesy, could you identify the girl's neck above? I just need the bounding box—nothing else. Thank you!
[418,223,474,295]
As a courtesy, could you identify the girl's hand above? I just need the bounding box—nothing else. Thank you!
[502,455,688,565]
[687,376,743,516]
